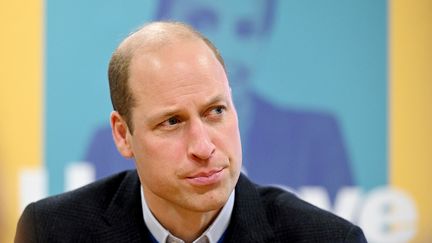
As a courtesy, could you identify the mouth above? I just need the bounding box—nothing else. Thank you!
[186,168,225,186]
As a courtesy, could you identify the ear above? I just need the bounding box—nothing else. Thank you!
[110,111,134,158]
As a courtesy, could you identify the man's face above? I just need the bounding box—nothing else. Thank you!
[125,38,242,213]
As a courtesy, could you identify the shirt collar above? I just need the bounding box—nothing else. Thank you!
[141,187,235,243]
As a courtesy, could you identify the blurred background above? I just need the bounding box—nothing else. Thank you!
[0,0,431,242]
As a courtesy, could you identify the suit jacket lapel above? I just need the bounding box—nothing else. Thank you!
[224,174,276,243]
[92,171,275,243]
[98,170,151,242]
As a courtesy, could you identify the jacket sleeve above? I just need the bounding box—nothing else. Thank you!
[15,203,38,243]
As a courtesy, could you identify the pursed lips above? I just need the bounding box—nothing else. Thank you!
[186,167,225,186]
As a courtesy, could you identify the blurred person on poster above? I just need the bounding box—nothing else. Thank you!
[85,0,353,201]
[15,22,366,242]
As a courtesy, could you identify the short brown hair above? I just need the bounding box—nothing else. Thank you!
[108,21,226,133]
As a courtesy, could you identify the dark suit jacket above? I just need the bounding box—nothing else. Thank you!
[16,171,366,242]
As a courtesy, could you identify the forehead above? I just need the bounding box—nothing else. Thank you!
[127,38,229,106]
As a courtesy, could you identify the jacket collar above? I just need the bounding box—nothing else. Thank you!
[101,170,150,242]
[99,171,275,243]
[223,174,276,243]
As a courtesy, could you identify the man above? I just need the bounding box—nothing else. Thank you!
[85,0,353,200]
[16,22,366,242]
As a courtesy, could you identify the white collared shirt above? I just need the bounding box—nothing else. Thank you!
[140,187,235,243]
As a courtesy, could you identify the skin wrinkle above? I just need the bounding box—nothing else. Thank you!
[109,22,227,135]
[134,81,225,128]
[129,42,228,130]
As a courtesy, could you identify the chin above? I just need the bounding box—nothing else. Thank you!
[188,189,231,213]
[190,200,226,213]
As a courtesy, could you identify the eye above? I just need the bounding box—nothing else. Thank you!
[213,106,225,114]
[160,116,181,127]
[207,105,226,120]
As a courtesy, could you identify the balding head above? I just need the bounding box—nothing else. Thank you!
[108,21,226,132]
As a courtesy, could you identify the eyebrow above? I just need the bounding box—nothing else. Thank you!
[205,94,229,108]
[147,94,229,123]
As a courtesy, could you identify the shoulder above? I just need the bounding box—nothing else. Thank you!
[258,185,342,225]
[33,170,136,212]
[234,175,367,242]
[259,185,365,242]
[15,170,140,242]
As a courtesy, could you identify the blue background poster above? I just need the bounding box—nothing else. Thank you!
[6,0,432,242]
[46,0,386,201]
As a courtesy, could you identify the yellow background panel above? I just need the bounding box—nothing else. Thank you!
[0,0,43,242]
[390,0,432,242]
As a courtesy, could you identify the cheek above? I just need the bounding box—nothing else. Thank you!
[134,141,175,192]
[132,135,185,173]
[216,119,242,161]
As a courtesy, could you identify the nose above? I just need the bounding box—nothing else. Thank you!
[187,119,216,161]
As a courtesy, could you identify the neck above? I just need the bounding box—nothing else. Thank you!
[144,191,221,243]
